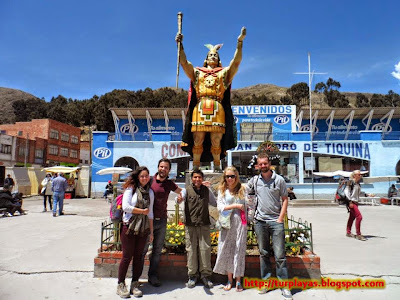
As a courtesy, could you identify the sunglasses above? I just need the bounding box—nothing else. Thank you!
[225,175,236,179]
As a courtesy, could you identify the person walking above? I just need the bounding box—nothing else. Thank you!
[51,173,68,217]
[142,158,182,287]
[345,170,367,241]
[247,153,292,300]
[41,174,53,212]
[176,170,216,289]
[213,166,247,292]
[117,166,154,298]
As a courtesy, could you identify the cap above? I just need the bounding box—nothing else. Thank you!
[108,180,111,183]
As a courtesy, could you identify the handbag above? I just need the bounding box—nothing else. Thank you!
[40,187,46,195]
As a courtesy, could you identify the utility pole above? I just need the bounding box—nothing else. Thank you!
[24,133,29,167]
[294,53,327,200]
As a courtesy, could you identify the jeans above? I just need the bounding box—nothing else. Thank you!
[141,218,167,280]
[53,191,64,215]
[347,203,363,235]
[254,219,288,280]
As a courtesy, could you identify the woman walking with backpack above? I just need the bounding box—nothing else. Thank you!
[117,167,154,298]
[345,170,367,241]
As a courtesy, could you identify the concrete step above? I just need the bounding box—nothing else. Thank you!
[288,199,338,207]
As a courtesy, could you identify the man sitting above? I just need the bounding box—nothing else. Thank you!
[388,184,398,198]
[0,185,26,216]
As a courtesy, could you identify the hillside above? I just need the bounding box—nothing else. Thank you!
[0,87,39,124]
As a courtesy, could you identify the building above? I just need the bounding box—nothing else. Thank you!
[0,119,81,166]
[91,106,400,196]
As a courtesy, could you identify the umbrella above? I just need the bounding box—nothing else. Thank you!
[313,170,369,178]
[362,175,400,185]
[42,166,81,173]
[96,167,132,175]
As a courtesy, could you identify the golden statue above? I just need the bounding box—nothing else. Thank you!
[176,27,246,171]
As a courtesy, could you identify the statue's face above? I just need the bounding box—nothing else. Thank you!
[206,51,219,67]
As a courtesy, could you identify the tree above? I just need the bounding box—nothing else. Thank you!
[384,90,400,107]
[286,82,309,106]
[314,78,343,107]
[370,93,386,107]
[355,93,370,107]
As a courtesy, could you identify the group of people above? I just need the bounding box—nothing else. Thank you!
[41,172,69,217]
[116,154,293,300]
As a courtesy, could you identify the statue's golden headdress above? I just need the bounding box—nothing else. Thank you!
[203,44,223,67]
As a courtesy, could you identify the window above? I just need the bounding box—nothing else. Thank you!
[61,132,69,142]
[49,145,58,155]
[50,129,59,139]
[0,144,11,154]
[240,122,273,141]
[84,160,89,164]
[18,147,26,156]
[79,159,83,163]
[70,149,78,158]
[35,149,44,158]
[71,135,79,144]
[60,147,68,157]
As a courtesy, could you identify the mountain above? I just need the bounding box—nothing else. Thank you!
[0,87,39,124]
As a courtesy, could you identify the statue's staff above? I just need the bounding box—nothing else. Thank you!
[176,12,183,89]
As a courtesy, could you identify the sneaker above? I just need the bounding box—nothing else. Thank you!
[42,208,47,212]
[130,281,143,298]
[282,288,293,300]
[346,233,355,238]
[356,235,367,241]
[5,212,13,217]
[186,277,197,288]
[20,210,27,215]
[117,282,130,298]
[201,277,213,289]
[148,276,161,287]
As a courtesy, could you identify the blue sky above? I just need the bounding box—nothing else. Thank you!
[1,0,399,101]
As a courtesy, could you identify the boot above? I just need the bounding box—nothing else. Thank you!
[130,281,143,298]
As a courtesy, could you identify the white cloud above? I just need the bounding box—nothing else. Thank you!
[391,62,400,80]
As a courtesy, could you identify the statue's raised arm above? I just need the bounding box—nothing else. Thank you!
[226,27,246,84]
[176,33,196,82]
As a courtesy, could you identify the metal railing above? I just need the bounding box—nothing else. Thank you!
[100,211,313,254]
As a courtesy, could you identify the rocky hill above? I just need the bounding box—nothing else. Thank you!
[0,87,39,124]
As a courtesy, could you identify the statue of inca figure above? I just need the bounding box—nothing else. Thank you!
[176,27,246,171]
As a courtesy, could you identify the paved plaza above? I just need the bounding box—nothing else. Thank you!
[0,195,399,299]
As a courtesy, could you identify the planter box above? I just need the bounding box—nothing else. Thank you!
[94,250,321,281]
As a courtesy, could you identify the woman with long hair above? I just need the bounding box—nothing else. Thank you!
[213,166,247,292]
[117,167,154,298]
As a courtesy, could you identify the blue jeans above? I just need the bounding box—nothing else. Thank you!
[53,191,64,215]
[254,219,288,280]
[141,218,167,280]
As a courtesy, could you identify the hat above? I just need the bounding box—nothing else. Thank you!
[108,180,111,183]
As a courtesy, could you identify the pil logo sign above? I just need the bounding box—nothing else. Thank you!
[274,115,290,125]
[94,147,112,159]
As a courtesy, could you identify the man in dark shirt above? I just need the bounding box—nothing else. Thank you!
[141,158,182,287]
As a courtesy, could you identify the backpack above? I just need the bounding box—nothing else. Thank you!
[110,194,123,222]
[335,178,354,209]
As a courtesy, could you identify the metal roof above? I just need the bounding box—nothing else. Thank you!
[109,108,186,119]
[109,107,400,120]
[299,107,400,119]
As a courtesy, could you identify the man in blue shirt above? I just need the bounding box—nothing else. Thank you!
[51,173,68,217]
